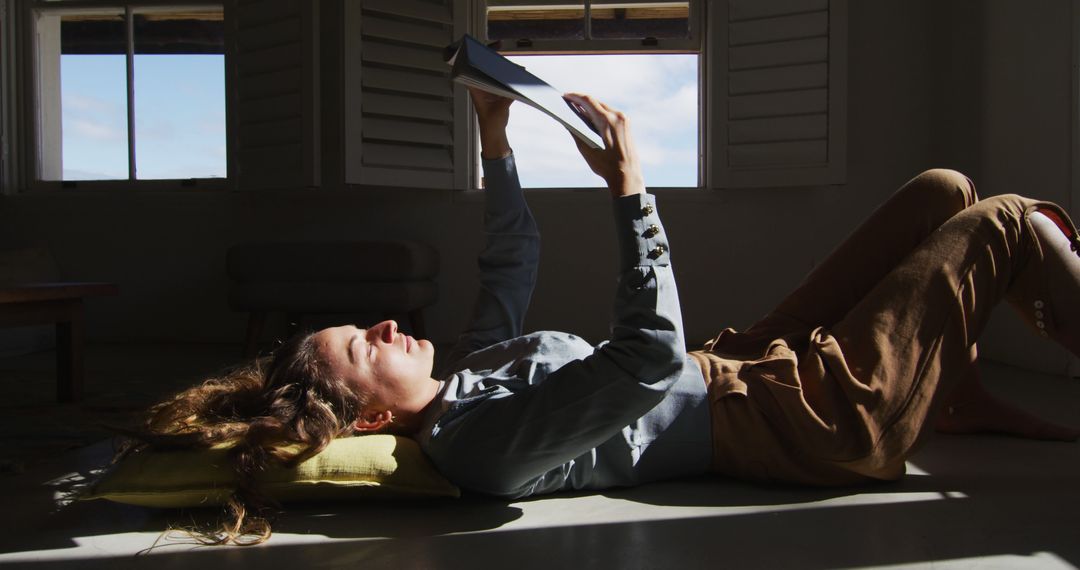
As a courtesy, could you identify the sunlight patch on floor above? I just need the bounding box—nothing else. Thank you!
[857,551,1075,569]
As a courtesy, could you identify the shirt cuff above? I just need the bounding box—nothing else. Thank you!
[613,193,670,268]
[481,153,526,213]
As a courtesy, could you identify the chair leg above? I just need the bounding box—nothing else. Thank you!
[244,311,266,358]
[56,300,85,402]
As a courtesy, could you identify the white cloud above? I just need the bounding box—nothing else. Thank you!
[508,103,604,187]
[136,119,176,141]
[631,83,698,136]
[508,54,696,109]
[62,93,119,114]
[63,168,125,181]
[63,90,128,145]
[70,118,125,142]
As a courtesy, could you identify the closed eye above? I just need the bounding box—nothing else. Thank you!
[350,332,375,365]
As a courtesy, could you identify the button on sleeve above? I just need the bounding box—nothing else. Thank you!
[613,193,670,269]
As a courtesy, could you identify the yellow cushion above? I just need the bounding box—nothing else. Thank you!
[82,435,459,508]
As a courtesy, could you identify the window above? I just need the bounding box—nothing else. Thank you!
[471,0,847,190]
[31,2,225,185]
[284,0,845,192]
[480,1,701,188]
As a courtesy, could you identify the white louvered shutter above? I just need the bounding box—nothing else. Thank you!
[343,0,460,189]
[231,0,321,190]
[709,0,847,188]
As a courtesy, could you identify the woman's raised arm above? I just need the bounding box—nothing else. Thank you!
[427,95,692,496]
[437,89,541,376]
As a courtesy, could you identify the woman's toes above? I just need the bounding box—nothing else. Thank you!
[1014,417,1080,442]
[935,391,1080,442]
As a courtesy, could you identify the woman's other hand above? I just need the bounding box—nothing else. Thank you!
[468,87,513,160]
[563,93,645,198]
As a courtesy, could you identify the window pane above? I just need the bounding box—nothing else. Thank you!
[58,12,129,180]
[133,9,225,180]
[591,2,690,40]
[503,54,697,188]
[487,4,585,41]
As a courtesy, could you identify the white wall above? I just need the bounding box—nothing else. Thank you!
[955,0,1078,374]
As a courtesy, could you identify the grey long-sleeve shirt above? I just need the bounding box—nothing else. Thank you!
[415,154,712,499]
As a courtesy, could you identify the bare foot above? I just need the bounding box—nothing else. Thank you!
[935,388,1080,441]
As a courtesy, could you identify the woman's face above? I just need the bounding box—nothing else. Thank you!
[313,320,437,420]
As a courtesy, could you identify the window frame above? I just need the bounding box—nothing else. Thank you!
[466,0,705,191]
[482,0,702,54]
[15,0,230,193]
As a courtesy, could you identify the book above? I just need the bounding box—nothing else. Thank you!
[445,35,604,149]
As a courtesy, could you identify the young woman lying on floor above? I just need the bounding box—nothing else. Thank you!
[136,88,1080,543]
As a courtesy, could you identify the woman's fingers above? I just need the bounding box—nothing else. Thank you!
[469,87,513,159]
[467,86,490,105]
[562,92,644,197]
[565,93,612,151]
[565,93,612,129]
[568,93,625,127]
[566,91,613,114]
[566,93,631,150]
[568,94,616,121]
[468,87,513,117]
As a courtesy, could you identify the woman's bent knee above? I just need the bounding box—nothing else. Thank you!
[973,193,1029,220]
[960,194,1035,246]
[907,168,979,213]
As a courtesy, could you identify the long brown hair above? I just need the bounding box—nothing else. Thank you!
[121,331,366,545]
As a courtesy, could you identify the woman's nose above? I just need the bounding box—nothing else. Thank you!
[380,320,397,343]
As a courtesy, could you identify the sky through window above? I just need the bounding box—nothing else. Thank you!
[60,53,694,186]
[61,53,225,180]
[504,54,698,188]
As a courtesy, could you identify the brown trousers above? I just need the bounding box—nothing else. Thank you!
[689,169,1075,485]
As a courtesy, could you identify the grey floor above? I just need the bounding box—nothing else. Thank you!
[0,344,1078,569]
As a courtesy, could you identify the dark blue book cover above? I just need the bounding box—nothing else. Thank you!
[447,35,603,149]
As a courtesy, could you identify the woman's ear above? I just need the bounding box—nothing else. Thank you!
[353,410,393,433]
